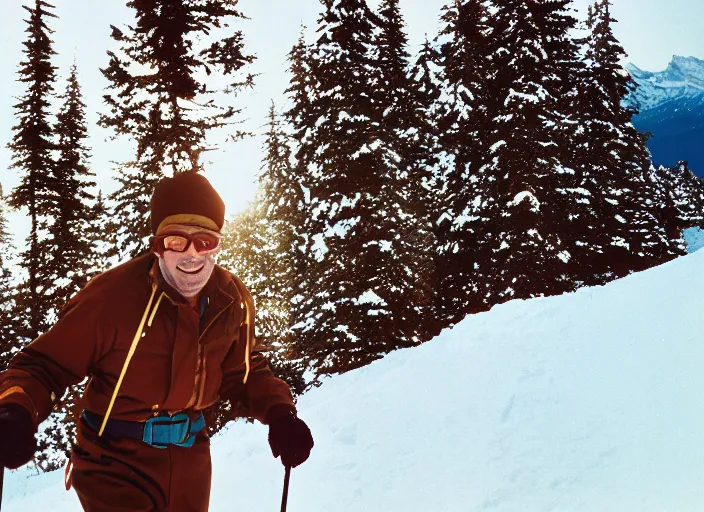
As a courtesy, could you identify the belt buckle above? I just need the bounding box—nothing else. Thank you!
[143,412,191,448]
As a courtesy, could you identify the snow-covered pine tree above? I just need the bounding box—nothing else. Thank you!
[213,105,310,409]
[205,205,260,432]
[566,0,682,285]
[0,191,17,370]
[552,1,610,285]
[430,0,494,323]
[100,0,255,257]
[287,0,430,380]
[281,29,316,286]
[51,63,96,311]
[255,104,306,392]
[652,161,704,242]
[469,0,584,302]
[281,30,320,384]
[83,190,118,277]
[218,204,305,396]
[8,0,60,342]
[589,0,682,267]
[371,0,437,343]
[410,38,443,143]
[29,63,98,473]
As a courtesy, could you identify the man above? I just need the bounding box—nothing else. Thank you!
[0,172,314,511]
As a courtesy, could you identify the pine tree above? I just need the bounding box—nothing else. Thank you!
[0,191,18,370]
[99,0,255,257]
[567,0,682,284]
[257,104,308,394]
[286,0,434,380]
[430,0,494,322]
[411,38,443,133]
[83,190,118,277]
[50,63,96,312]
[219,105,306,395]
[465,0,584,302]
[8,0,59,342]
[372,0,437,340]
[652,161,704,245]
[214,198,303,432]
[256,105,302,349]
[26,64,99,471]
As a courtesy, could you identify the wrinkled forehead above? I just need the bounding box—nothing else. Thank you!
[160,223,222,237]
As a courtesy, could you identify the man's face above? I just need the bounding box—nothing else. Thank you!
[155,224,221,299]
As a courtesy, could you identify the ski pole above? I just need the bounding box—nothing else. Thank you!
[1,465,4,511]
[280,465,291,512]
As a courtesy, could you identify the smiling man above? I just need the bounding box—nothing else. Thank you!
[157,225,220,296]
[0,172,313,511]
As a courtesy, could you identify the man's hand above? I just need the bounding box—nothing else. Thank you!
[268,409,314,468]
[0,403,37,469]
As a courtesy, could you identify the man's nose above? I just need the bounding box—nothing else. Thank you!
[184,240,200,257]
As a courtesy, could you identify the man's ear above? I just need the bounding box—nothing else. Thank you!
[149,236,162,258]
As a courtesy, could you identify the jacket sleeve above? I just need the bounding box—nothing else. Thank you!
[0,281,107,427]
[218,277,295,425]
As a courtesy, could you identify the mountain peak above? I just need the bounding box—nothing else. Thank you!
[670,55,704,66]
[626,55,704,112]
[663,55,704,82]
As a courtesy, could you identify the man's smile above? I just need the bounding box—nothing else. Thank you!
[177,264,205,275]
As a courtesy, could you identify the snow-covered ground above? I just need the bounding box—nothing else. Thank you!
[4,249,704,511]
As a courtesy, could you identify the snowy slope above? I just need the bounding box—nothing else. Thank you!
[4,250,704,511]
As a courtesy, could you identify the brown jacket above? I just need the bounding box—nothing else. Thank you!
[0,253,295,511]
[0,252,295,428]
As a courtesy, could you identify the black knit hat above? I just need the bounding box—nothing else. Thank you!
[150,172,225,234]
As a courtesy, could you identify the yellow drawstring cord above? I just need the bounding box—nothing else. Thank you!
[236,274,256,385]
[243,299,252,384]
[99,283,159,437]
[147,292,166,327]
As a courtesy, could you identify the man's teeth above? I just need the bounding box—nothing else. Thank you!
[178,264,204,274]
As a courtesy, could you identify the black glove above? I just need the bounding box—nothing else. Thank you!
[0,403,37,469]
[268,411,314,468]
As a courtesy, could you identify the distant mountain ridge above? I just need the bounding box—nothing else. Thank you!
[625,56,704,111]
[625,56,704,175]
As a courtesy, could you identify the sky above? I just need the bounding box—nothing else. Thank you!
[3,236,704,511]
[0,0,703,236]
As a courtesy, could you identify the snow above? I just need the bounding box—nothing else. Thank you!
[332,324,358,342]
[489,140,506,153]
[683,226,704,253]
[310,233,329,261]
[323,216,361,240]
[564,187,591,197]
[506,87,545,105]
[351,139,381,159]
[611,237,630,249]
[377,240,393,252]
[508,191,540,212]
[352,290,387,307]
[452,212,480,229]
[6,251,704,510]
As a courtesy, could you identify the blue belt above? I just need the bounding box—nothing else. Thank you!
[81,410,206,449]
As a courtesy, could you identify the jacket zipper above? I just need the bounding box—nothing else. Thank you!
[188,300,234,410]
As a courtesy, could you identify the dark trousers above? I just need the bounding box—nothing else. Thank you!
[69,417,212,511]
